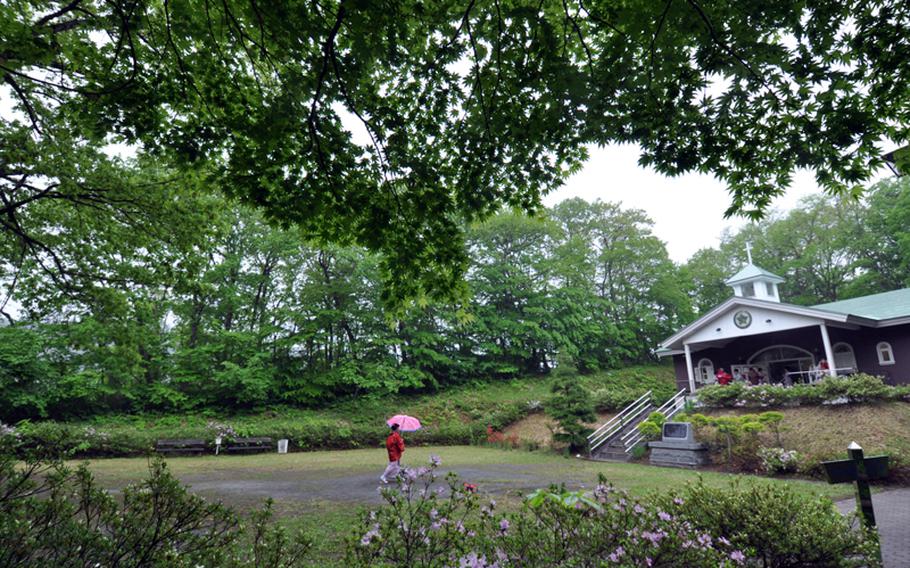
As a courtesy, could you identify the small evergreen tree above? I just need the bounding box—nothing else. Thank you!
[546,355,596,454]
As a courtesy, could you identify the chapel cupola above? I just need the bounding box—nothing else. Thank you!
[724,244,784,302]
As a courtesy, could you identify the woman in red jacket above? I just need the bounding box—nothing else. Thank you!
[380,423,405,484]
[715,368,733,385]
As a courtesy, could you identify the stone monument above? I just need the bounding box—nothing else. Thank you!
[649,422,708,469]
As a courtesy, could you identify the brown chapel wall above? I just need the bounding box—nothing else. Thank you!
[830,324,910,385]
[676,324,910,387]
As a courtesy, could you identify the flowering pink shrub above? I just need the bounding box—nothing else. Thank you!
[349,460,879,567]
[481,480,740,567]
[348,455,483,566]
[348,460,863,567]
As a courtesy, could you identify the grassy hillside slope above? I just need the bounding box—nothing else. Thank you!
[16,365,676,457]
[700,403,910,480]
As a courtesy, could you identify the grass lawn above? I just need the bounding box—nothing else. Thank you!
[78,445,853,566]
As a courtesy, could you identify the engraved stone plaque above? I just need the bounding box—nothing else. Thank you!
[663,422,689,440]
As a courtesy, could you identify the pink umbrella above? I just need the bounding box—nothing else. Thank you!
[387,414,422,432]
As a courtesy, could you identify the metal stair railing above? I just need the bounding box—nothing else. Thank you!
[622,389,688,453]
[588,390,652,453]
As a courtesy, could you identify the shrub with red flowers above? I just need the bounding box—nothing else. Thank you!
[485,426,519,449]
[347,459,880,567]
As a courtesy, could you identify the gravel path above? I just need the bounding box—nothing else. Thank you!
[836,489,910,568]
[176,463,584,507]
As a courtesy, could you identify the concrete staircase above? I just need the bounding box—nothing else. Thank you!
[589,404,655,461]
[587,391,654,462]
[587,388,689,462]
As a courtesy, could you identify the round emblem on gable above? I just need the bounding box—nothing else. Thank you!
[733,310,752,329]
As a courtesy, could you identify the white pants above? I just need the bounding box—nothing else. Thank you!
[380,460,400,482]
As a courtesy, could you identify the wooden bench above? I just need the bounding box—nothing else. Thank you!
[155,438,208,456]
[224,437,274,454]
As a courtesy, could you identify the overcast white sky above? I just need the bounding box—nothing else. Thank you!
[545,143,890,263]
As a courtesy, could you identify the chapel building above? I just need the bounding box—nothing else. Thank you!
[657,258,910,392]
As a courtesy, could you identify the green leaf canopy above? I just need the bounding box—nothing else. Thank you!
[2,0,908,303]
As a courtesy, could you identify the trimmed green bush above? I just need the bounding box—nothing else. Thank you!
[635,411,666,441]
[662,480,880,567]
[695,383,746,407]
[547,361,597,453]
[679,412,770,471]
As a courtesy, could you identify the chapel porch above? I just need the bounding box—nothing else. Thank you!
[670,326,860,392]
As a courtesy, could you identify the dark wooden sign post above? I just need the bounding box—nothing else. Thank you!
[821,441,889,529]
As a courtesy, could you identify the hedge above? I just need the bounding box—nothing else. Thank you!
[7,401,529,459]
[694,374,910,409]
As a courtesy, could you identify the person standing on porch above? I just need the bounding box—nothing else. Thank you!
[747,367,761,385]
[380,423,405,484]
[715,368,733,385]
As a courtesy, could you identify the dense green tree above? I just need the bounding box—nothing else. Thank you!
[1,195,697,417]
[550,199,690,361]
[466,212,562,375]
[681,248,730,316]
[763,195,864,303]
[847,177,910,296]
[0,326,56,418]
[685,181,910,311]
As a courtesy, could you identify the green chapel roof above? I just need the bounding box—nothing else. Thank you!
[813,288,910,320]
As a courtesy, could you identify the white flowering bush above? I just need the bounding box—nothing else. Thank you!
[207,421,238,441]
[758,447,800,474]
[0,422,20,440]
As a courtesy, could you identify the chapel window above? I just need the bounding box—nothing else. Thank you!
[876,342,895,366]
[696,358,714,383]
[742,282,755,297]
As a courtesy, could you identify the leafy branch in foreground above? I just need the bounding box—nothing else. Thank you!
[3,1,908,305]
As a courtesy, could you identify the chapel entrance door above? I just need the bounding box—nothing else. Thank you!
[748,345,815,385]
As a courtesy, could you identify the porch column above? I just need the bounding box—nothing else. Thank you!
[819,323,836,377]
[684,343,696,392]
